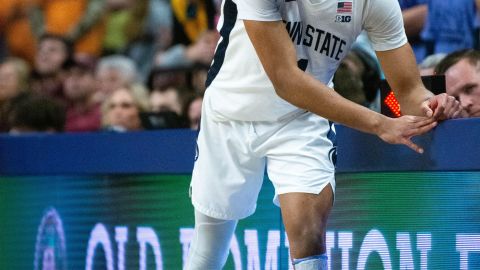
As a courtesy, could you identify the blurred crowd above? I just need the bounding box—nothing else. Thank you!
[0,0,479,134]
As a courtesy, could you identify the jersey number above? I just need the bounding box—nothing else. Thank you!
[297,59,308,72]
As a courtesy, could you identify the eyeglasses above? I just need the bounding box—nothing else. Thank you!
[108,102,135,110]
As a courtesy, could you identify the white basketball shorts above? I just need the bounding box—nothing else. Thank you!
[190,107,336,220]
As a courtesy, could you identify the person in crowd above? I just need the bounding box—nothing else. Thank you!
[399,0,428,62]
[184,94,202,130]
[155,28,219,68]
[30,34,74,104]
[102,0,146,55]
[154,0,219,68]
[147,66,189,92]
[0,57,31,131]
[29,0,106,57]
[7,92,66,133]
[101,86,149,131]
[421,0,477,56]
[435,49,480,117]
[149,85,185,116]
[63,55,102,132]
[333,53,367,106]
[333,49,382,110]
[418,53,447,76]
[95,54,148,102]
[189,63,210,94]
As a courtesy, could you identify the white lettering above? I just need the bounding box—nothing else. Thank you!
[284,233,294,270]
[396,233,414,270]
[357,229,392,270]
[85,223,114,270]
[245,230,261,270]
[338,231,353,270]
[456,233,480,270]
[230,234,243,270]
[179,228,195,267]
[137,227,163,270]
[417,233,431,270]
[115,227,128,270]
[326,231,334,270]
[264,230,280,270]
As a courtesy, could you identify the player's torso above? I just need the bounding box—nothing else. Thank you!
[284,0,365,84]
[205,0,366,122]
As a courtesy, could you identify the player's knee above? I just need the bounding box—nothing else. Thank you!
[287,219,328,257]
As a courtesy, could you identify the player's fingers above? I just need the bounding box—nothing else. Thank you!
[432,94,447,119]
[406,120,437,137]
[421,102,434,118]
[410,116,437,128]
[402,138,424,154]
[444,96,459,119]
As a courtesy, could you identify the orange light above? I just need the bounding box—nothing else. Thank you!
[384,91,401,117]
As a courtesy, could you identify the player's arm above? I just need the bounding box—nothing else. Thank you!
[244,20,436,153]
[376,44,462,119]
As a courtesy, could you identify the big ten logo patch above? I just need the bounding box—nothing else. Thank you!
[335,15,351,23]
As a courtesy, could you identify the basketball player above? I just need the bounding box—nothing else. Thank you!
[186,0,462,269]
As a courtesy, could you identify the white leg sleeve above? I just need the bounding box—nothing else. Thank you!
[184,210,238,270]
[293,254,328,270]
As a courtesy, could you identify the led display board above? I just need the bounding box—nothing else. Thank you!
[1,121,479,269]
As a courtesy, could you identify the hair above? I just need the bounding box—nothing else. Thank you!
[96,55,139,84]
[101,85,150,127]
[38,33,75,69]
[8,92,66,132]
[1,57,31,92]
[418,53,447,70]
[434,49,480,75]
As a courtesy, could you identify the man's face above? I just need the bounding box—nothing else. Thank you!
[445,59,480,117]
[64,67,97,101]
[35,39,68,75]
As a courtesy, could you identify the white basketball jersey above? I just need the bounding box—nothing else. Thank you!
[204,0,407,121]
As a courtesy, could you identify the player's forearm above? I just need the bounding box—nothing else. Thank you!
[273,67,387,136]
[376,44,434,115]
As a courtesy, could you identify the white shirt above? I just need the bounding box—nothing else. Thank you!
[205,0,407,121]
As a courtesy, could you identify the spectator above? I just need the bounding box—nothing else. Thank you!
[155,0,219,68]
[8,92,66,133]
[418,53,446,76]
[399,0,428,62]
[147,66,189,92]
[30,34,74,104]
[0,57,31,131]
[95,55,148,102]
[189,63,210,94]
[29,0,107,57]
[435,49,480,117]
[333,52,367,106]
[422,0,477,56]
[101,86,149,131]
[149,86,185,116]
[184,94,202,130]
[63,56,102,132]
[126,0,173,79]
[102,0,148,54]
[333,48,382,111]
[155,29,218,68]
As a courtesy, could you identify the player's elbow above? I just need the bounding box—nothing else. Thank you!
[268,67,297,99]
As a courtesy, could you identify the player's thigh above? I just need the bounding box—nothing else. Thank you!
[266,112,336,202]
[191,112,265,220]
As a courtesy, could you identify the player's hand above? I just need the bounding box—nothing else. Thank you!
[377,115,437,154]
[421,93,463,120]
